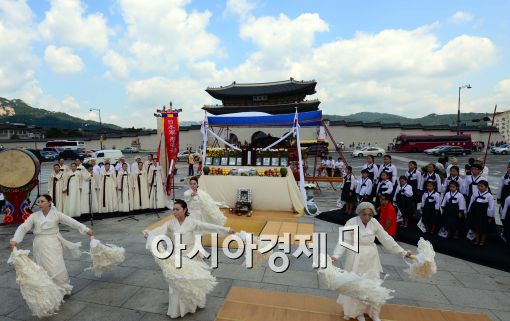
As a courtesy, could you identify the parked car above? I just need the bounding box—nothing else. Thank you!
[84,149,124,164]
[59,149,86,160]
[424,145,449,155]
[432,146,471,156]
[85,150,96,157]
[40,150,59,161]
[25,149,45,162]
[121,146,139,154]
[177,150,201,162]
[351,146,385,157]
[306,144,329,156]
[491,144,510,155]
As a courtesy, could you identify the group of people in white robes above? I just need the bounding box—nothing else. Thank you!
[47,155,167,217]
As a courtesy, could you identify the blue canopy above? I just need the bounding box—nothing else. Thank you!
[207,110,322,127]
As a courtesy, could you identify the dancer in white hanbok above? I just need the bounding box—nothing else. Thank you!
[99,162,118,213]
[80,165,99,214]
[184,176,227,226]
[148,160,166,209]
[117,163,133,212]
[332,202,412,321]
[75,158,85,177]
[48,164,64,211]
[131,161,149,210]
[62,163,81,217]
[144,199,234,318]
[10,195,93,295]
[58,158,68,173]
[145,153,154,175]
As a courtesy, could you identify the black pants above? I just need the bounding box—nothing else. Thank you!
[188,164,194,176]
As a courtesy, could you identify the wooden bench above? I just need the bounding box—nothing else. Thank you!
[304,176,343,192]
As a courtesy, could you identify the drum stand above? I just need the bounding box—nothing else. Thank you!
[30,171,42,211]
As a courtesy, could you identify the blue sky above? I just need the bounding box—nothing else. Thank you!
[1,0,509,128]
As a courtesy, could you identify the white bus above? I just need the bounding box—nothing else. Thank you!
[45,140,85,151]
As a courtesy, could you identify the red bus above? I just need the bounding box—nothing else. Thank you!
[394,134,473,153]
[45,140,86,151]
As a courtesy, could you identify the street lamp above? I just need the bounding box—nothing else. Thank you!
[457,84,472,135]
[89,108,103,149]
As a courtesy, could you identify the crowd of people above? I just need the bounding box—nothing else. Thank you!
[327,154,510,247]
[47,153,167,217]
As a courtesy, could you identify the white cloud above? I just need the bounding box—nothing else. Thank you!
[450,11,474,24]
[44,45,85,73]
[115,0,219,72]
[125,76,210,127]
[225,0,255,19]
[0,0,42,104]
[39,0,111,53]
[102,50,129,78]
[240,13,329,53]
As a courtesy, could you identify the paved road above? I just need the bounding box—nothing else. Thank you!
[0,152,509,321]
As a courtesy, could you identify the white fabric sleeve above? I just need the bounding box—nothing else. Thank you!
[501,197,510,220]
[194,220,230,235]
[436,174,442,193]
[458,194,466,212]
[374,219,405,256]
[487,195,495,218]
[434,194,441,210]
[11,214,35,244]
[498,177,504,199]
[467,193,476,212]
[420,193,427,209]
[404,185,413,197]
[57,211,89,234]
[441,193,449,208]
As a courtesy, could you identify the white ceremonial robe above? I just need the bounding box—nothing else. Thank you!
[62,171,81,217]
[148,165,166,209]
[145,217,230,318]
[333,216,405,319]
[48,171,64,211]
[76,164,85,177]
[145,160,154,176]
[130,161,139,174]
[99,168,118,213]
[131,169,149,210]
[117,170,133,212]
[184,189,227,226]
[11,208,89,295]
[80,171,99,214]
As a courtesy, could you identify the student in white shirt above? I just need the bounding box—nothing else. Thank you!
[443,166,464,195]
[466,180,494,246]
[356,169,373,202]
[393,176,413,228]
[421,163,442,193]
[441,181,466,239]
[420,181,441,234]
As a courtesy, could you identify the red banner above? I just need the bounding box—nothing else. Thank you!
[162,112,179,194]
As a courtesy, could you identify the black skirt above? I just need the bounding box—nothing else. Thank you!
[396,194,413,219]
[443,201,461,230]
[501,184,510,202]
[503,207,510,243]
[341,182,355,202]
[422,201,439,226]
[467,202,489,233]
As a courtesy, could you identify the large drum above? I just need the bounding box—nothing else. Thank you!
[0,149,40,191]
[0,149,40,225]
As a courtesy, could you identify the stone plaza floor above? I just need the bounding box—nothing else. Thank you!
[1,163,510,321]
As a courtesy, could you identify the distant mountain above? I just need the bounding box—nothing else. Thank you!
[324,112,491,127]
[0,97,121,130]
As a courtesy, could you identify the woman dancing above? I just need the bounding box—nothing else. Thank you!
[144,199,234,318]
[183,176,227,225]
[332,202,412,321]
[10,194,93,295]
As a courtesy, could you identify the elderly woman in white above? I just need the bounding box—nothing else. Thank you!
[10,194,93,295]
[144,199,234,318]
[332,202,412,321]
[183,176,227,226]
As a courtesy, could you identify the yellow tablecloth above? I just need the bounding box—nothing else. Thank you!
[199,171,305,214]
